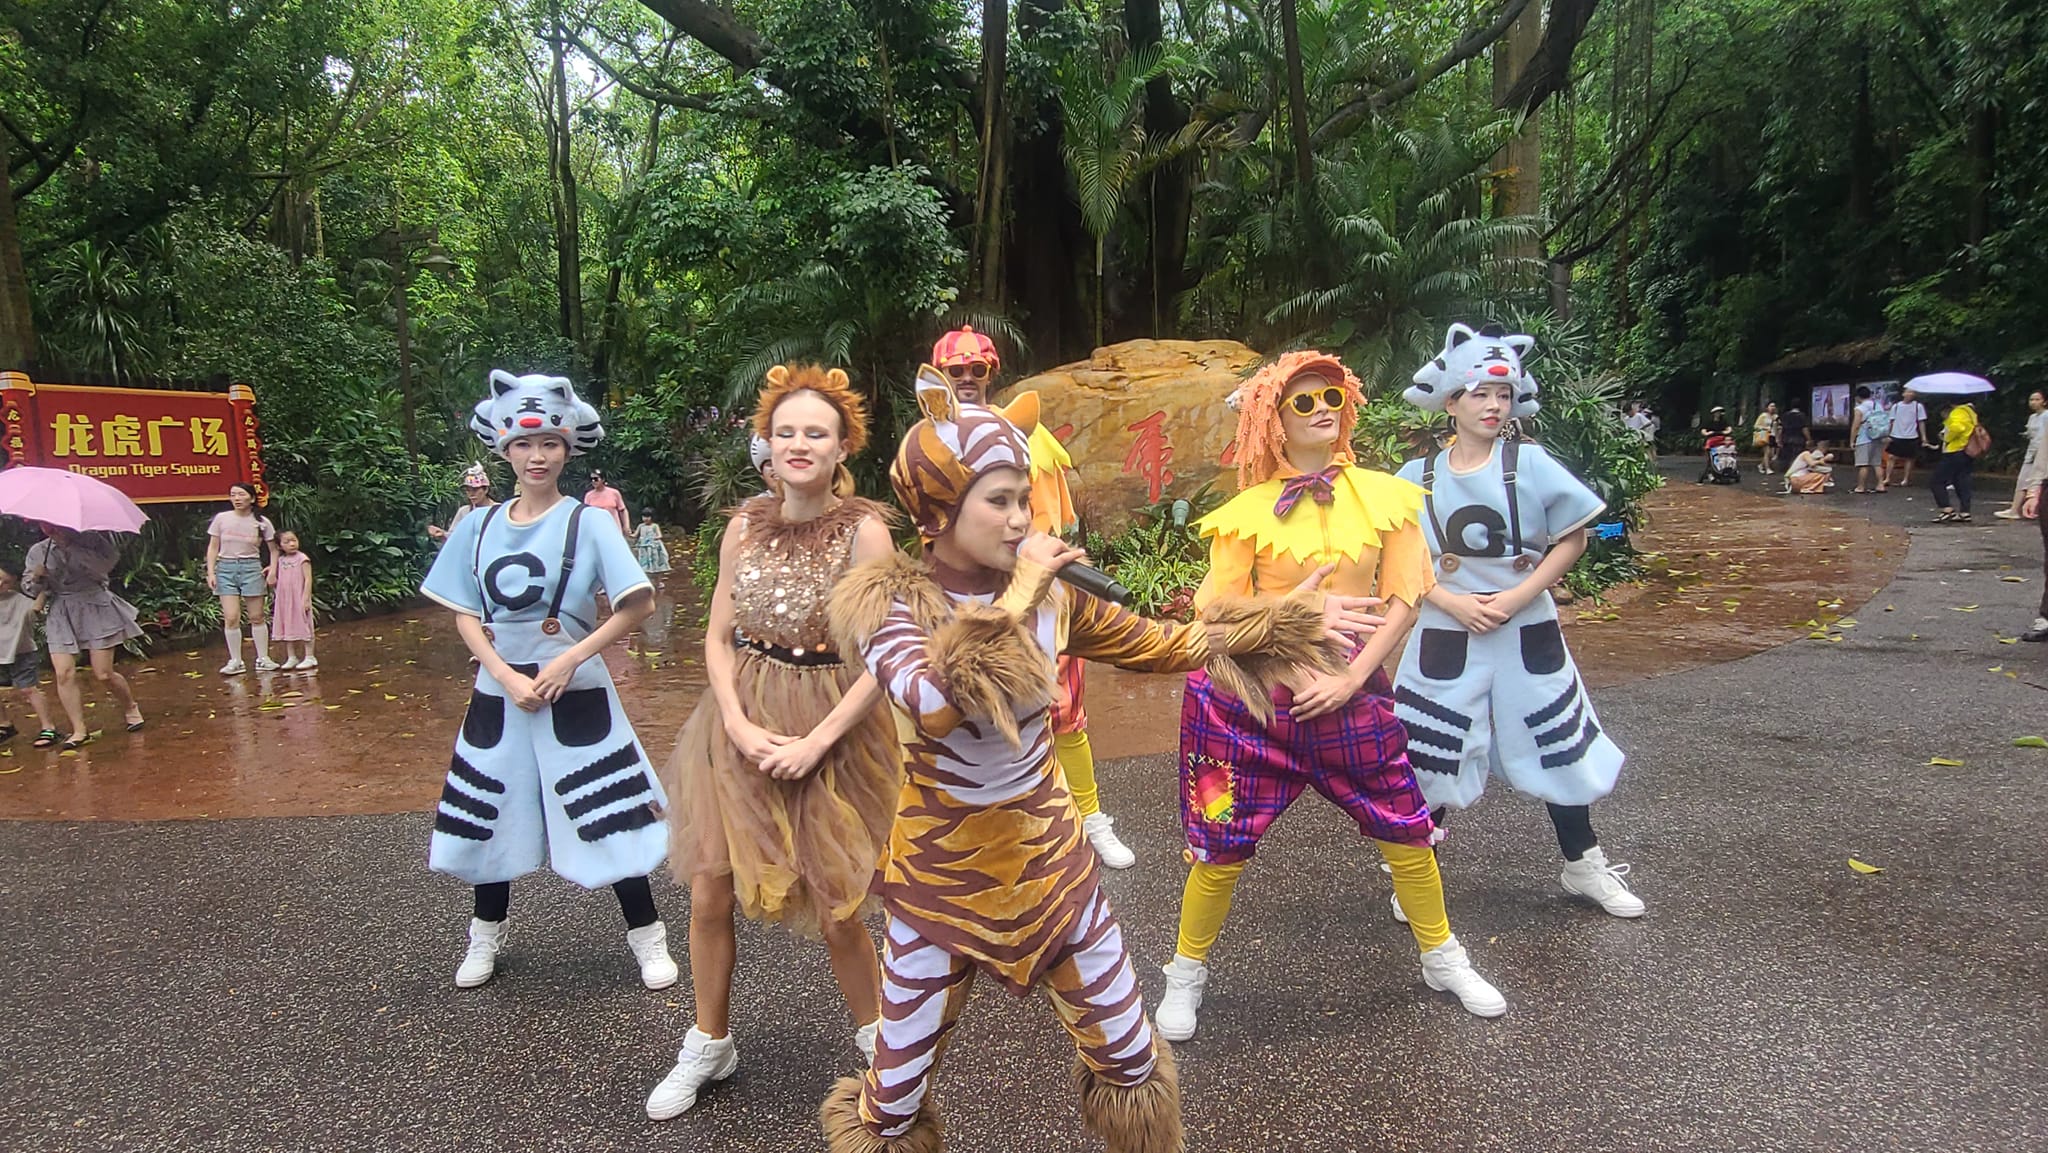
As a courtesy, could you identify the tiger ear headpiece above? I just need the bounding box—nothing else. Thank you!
[891,365,1037,541]
[470,370,604,457]
[1406,323,1540,417]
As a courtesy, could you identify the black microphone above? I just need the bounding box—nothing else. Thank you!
[1055,561,1133,606]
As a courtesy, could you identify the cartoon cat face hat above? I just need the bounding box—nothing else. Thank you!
[459,462,492,490]
[469,370,604,457]
[1406,323,1540,417]
[891,366,1040,541]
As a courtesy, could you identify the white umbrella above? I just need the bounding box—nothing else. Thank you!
[1904,372,1994,397]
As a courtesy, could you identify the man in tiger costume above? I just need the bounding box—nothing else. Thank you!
[818,368,1382,1153]
[928,326,1137,870]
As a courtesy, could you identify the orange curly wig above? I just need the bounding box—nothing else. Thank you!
[1231,350,1363,491]
[751,364,871,459]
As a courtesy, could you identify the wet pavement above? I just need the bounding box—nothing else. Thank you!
[2,473,2046,1151]
[0,477,1908,821]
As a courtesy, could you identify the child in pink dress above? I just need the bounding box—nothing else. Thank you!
[271,532,318,670]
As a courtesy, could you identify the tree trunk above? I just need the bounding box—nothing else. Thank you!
[549,12,585,351]
[1492,0,1543,268]
[972,0,1009,304]
[0,135,38,371]
[1006,0,1093,363]
[1279,0,1318,252]
[593,99,667,397]
[395,271,417,457]
[1966,102,1995,250]
[1125,0,1191,335]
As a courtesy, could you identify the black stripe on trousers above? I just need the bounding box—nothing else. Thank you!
[440,782,500,821]
[554,744,642,796]
[1540,721,1603,770]
[449,753,506,795]
[434,811,493,840]
[1394,685,1473,730]
[563,772,653,820]
[578,804,660,842]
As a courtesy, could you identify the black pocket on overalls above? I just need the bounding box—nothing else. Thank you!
[462,690,506,749]
[1519,619,1567,676]
[1417,629,1469,680]
[552,688,614,747]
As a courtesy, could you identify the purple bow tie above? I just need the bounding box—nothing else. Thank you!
[1273,466,1343,517]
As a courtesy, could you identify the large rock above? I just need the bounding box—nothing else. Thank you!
[996,339,1261,530]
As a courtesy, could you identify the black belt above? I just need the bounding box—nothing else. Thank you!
[739,634,843,667]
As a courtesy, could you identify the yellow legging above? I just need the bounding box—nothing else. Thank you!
[1174,841,1450,960]
[1054,730,1101,818]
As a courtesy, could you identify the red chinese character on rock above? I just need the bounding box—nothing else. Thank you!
[1122,411,1176,503]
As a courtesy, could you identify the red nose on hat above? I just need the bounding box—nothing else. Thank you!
[1488,365,1512,377]
[519,416,544,428]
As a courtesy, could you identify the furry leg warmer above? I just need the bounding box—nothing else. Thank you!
[1073,1040,1185,1153]
[820,1076,945,1153]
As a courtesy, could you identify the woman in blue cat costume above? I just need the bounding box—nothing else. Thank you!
[421,370,681,989]
[1390,324,1645,919]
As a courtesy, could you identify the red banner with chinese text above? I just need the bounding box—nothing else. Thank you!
[0,374,269,505]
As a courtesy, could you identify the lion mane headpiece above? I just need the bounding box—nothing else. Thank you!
[470,370,604,457]
[1226,350,1364,491]
[1406,323,1540,417]
[891,366,1040,541]
[750,364,871,496]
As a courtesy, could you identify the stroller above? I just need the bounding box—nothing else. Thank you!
[1702,434,1742,484]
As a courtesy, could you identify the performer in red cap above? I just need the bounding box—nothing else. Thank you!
[928,326,1136,869]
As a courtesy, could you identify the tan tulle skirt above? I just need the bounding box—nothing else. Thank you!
[667,649,901,938]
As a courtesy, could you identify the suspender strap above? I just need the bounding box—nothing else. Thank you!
[472,503,505,624]
[1420,449,1449,549]
[1502,437,1524,559]
[544,504,585,628]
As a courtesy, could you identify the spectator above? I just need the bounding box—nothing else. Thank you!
[2020,440,2048,640]
[1696,406,1735,483]
[207,483,280,674]
[584,468,631,535]
[1995,391,2048,520]
[25,525,146,745]
[1882,387,1931,488]
[1930,401,1984,523]
[429,463,497,544]
[1785,440,1835,494]
[1753,403,1782,474]
[1849,385,1891,493]
[1779,404,1810,471]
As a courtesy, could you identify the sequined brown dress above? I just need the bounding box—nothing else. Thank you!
[667,495,901,936]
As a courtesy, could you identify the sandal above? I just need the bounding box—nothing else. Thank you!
[1955,512,1973,523]
[60,734,90,751]
[31,729,58,749]
[1933,510,1957,522]
[124,708,145,733]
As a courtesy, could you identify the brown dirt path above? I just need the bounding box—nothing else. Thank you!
[0,483,1904,821]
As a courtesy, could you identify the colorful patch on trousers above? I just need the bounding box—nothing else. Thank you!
[1185,754,1236,824]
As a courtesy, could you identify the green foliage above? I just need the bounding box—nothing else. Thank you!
[1524,373,1664,528]
[1563,537,1646,602]
[690,517,726,603]
[1084,484,1224,619]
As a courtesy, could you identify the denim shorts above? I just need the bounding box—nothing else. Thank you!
[2,650,40,690]
[214,556,268,598]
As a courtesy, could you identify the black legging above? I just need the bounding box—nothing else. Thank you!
[472,875,659,929]
[1431,803,1599,862]
[1930,451,1975,512]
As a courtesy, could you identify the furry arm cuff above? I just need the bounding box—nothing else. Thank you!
[1198,590,1349,726]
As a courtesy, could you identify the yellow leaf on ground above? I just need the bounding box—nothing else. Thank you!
[325,705,342,711]
[1847,859,1884,874]
[2002,576,2027,583]
[1928,756,1965,766]
[383,693,399,701]
[1990,665,2005,673]
[1807,631,1832,640]
[1998,637,2020,644]
[1951,605,1980,612]
[2011,736,2048,749]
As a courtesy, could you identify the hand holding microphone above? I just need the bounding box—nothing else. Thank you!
[1015,533,1134,606]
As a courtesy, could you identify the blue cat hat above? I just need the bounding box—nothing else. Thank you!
[469,370,605,457]
[1406,323,1540,418]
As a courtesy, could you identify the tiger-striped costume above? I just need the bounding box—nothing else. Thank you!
[822,553,1209,1150]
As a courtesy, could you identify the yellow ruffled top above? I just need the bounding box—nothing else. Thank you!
[1193,459,1433,611]
[1026,422,1080,537]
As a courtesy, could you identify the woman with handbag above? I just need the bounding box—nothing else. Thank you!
[1930,401,1987,523]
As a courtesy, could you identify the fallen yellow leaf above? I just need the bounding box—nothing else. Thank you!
[1847,858,1884,874]
[1952,605,1980,612]
[1928,756,1965,767]
[2012,736,2048,749]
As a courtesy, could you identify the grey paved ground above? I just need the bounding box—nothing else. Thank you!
[3,470,2044,1152]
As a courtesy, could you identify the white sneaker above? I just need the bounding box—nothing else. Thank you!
[297,656,318,670]
[455,917,507,988]
[1994,508,2021,519]
[1081,812,1137,870]
[219,658,247,675]
[645,1028,739,1119]
[1380,862,1408,924]
[253,655,281,672]
[277,656,302,670]
[855,1019,880,1062]
[1155,954,1208,1041]
[1419,935,1506,1017]
[626,922,680,989]
[1559,846,1646,918]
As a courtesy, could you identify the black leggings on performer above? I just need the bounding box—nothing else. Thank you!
[472,875,659,929]
[1432,803,1599,861]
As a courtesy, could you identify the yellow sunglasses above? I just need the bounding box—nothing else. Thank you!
[1286,386,1349,417]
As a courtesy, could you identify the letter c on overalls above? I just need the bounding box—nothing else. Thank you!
[484,553,547,611]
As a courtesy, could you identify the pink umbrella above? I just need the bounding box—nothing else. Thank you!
[0,466,151,533]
